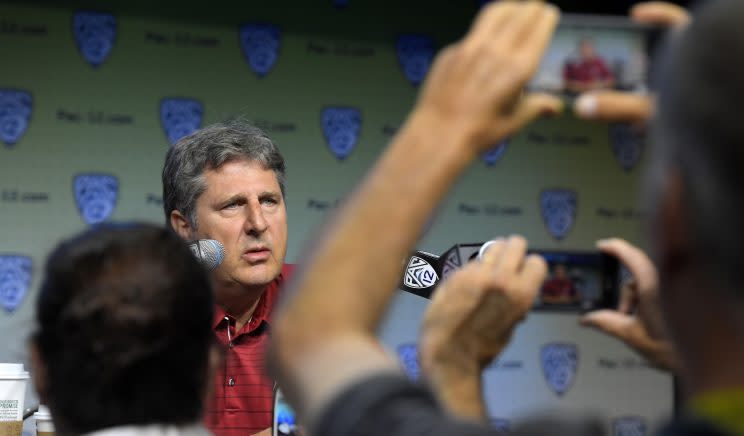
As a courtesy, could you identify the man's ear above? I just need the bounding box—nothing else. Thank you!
[656,169,691,275]
[170,210,194,240]
[28,342,48,405]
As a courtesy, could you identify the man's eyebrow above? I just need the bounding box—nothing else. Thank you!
[259,190,281,198]
[217,194,246,205]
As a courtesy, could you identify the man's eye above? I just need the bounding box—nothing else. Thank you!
[262,198,278,205]
[223,202,239,209]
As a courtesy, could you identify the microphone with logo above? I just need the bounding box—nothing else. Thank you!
[187,239,225,271]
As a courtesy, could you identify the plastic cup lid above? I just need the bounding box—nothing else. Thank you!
[0,363,30,380]
[34,405,52,420]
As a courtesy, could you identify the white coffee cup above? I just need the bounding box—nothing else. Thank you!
[33,405,54,436]
[0,363,30,436]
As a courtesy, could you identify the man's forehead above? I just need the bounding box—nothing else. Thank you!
[202,159,281,192]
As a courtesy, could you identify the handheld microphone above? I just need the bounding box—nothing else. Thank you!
[187,239,225,271]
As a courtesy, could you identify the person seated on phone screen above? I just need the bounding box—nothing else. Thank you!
[563,37,615,94]
[541,263,579,304]
[268,1,743,436]
[28,224,218,436]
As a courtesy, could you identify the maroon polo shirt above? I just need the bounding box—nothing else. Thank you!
[205,264,294,436]
[563,57,613,85]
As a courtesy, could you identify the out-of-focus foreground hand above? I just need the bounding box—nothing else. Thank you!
[580,238,680,372]
[419,236,547,421]
[411,1,563,154]
[573,2,690,123]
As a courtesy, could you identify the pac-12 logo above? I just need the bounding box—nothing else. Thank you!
[160,98,203,145]
[0,89,32,147]
[239,23,281,77]
[483,140,509,166]
[72,11,117,67]
[73,173,119,225]
[613,416,646,436]
[610,123,645,172]
[540,342,578,396]
[404,256,438,289]
[396,34,435,86]
[321,106,361,160]
[491,418,511,434]
[0,255,32,313]
[540,189,577,241]
[396,343,420,380]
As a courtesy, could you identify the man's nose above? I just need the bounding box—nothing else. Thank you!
[243,199,268,234]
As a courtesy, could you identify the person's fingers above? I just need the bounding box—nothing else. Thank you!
[497,93,563,136]
[480,238,507,266]
[496,235,528,273]
[515,4,560,73]
[630,2,690,28]
[617,280,639,314]
[518,254,548,306]
[502,2,550,48]
[596,238,658,292]
[580,310,636,342]
[462,1,518,53]
[574,91,653,122]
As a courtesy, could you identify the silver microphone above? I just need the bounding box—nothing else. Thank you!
[187,239,224,271]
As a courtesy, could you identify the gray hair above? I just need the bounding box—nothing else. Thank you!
[162,119,286,229]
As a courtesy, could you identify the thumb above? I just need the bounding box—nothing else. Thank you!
[498,93,563,137]
[580,310,635,341]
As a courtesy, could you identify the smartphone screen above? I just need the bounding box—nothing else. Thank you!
[273,389,299,436]
[530,14,660,98]
[531,250,619,312]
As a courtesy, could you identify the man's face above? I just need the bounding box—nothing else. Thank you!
[579,41,596,60]
[190,159,287,290]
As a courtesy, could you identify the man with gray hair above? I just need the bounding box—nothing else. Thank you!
[162,120,292,436]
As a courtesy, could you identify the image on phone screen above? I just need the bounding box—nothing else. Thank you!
[529,14,658,98]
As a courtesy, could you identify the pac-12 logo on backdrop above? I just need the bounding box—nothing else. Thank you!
[540,189,577,241]
[483,140,509,166]
[321,106,361,160]
[239,23,281,77]
[540,342,578,396]
[0,255,32,313]
[613,416,646,436]
[160,98,203,145]
[0,89,32,147]
[396,34,435,86]
[396,343,420,380]
[491,418,511,434]
[72,11,117,67]
[609,123,645,172]
[73,173,119,225]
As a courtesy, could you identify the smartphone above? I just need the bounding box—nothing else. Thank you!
[531,250,620,312]
[273,389,299,436]
[529,13,663,98]
[400,244,620,312]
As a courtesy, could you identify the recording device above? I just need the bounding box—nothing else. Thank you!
[273,389,299,436]
[400,243,620,312]
[187,239,224,270]
[530,14,663,98]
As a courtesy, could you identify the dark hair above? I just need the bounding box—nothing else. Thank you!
[162,119,286,229]
[32,223,214,434]
[652,0,744,296]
